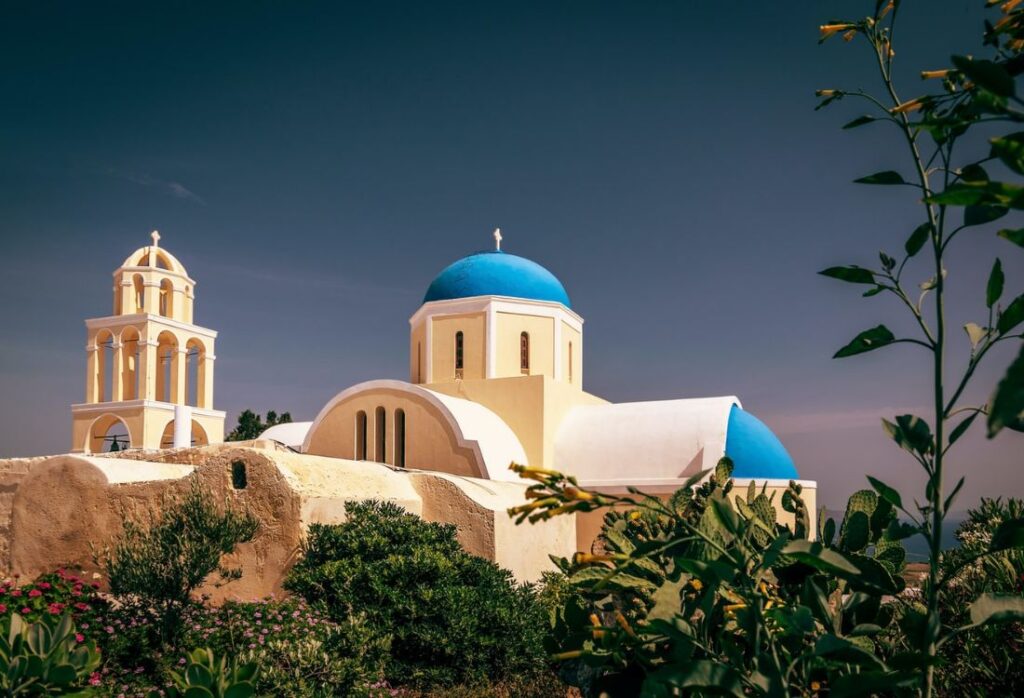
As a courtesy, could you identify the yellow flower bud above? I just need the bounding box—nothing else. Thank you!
[819,23,855,40]
[921,69,951,80]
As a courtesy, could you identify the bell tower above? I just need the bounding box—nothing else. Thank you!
[70,232,226,453]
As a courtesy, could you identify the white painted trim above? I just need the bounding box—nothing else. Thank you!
[553,319,563,381]
[85,314,218,339]
[301,379,527,480]
[424,317,433,384]
[71,400,225,419]
[409,295,583,329]
[115,265,195,286]
[486,305,497,378]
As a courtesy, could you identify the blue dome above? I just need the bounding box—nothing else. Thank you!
[724,404,798,480]
[423,251,571,307]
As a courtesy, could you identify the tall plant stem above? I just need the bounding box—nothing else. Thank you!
[871,16,946,696]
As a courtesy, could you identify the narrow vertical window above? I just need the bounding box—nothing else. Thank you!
[375,406,387,463]
[417,342,422,383]
[355,411,367,460]
[568,341,574,382]
[520,332,530,372]
[455,331,464,377]
[395,409,406,468]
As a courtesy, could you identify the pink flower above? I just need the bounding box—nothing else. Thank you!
[47,603,64,614]
[10,590,21,598]
[0,604,6,613]
[88,672,101,686]
[28,590,41,598]
[75,633,85,643]
[20,608,30,614]
[75,602,89,611]
[37,582,51,590]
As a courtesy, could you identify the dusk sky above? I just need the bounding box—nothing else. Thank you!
[2,1,1021,511]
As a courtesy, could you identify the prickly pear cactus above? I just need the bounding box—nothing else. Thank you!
[782,481,810,539]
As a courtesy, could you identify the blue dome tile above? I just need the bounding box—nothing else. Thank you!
[424,251,571,307]
[724,405,798,480]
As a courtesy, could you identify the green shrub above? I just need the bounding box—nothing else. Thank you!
[179,598,389,698]
[158,647,258,698]
[935,499,1024,697]
[97,478,259,642]
[285,500,549,689]
[0,612,102,696]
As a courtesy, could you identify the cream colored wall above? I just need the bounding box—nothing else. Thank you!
[3,445,572,591]
[495,312,554,378]
[80,243,222,451]
[114,267,194,323]
[430,312,486,382]
[409,322,426,384]
[427,375,607,470]
[562,322,582,386]
[304,387,484,478]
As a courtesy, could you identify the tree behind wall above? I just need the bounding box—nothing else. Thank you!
[226,409,292,441]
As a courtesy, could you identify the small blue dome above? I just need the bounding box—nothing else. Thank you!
[725,405,798,480]
[423,251,571,307]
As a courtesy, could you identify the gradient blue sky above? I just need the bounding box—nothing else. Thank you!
[1,1,1021,510]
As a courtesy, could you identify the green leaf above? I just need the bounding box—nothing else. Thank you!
[643,659,749,698]
[830,671,921,698]
[965,205,1008,227]
[990,132,1024,175]
[834,325,896,358]
[185,663,214,687]
[960,163,989,182]
[885,520,920,542]
[782,540,859,574]
[997,294,1024,334]
[904,222,932,257]
[814,634,885,668]
[843,115,878,129]
[224,683,256,698]
[855,170,905,185]
[928,183,993,206]
[952,55,1016,97]
[997,228,1024,248]
[48,664,77,686]
[948,413,978,446]
[988,344,1024,437]
[819,265,876,284]
[990,518,1024,552]
[183,687,215,698]
[882,414,934,456]
[866,476,903,510]
[987,258,1004,308]
[944,476,966,513]
[968,594,1024,627]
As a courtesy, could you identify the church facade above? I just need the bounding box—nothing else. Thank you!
[57,231,815,563]
[266,230,818,539]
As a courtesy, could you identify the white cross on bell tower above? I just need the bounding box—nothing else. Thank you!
[493,227,502,251]
[151,230,161,247]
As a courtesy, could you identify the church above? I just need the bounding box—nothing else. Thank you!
[66,230,816,550]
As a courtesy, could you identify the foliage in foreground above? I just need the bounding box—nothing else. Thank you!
[285,500,551,689]
[514,460,920,697]
[96,478,259,642]
[933,498,1024,696]
[814,1,1024,695]
[0,612,101,696]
